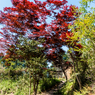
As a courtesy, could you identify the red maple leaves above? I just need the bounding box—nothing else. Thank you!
[0,0,82,63]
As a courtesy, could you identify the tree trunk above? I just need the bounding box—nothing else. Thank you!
[34,80,39,95]
[72,57,82,90]
[65,67,72,80]
[29,69,31,95]
[70,53,82,89]
[61,67,68,81]
[33,80,37,95]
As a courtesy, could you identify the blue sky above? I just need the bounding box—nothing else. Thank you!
[0,0,81,11]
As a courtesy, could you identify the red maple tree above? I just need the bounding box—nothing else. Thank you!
[0,0,82,80]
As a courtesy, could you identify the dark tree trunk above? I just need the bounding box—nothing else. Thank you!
[33,81,39,95]
[70,53,82,90]
[33,76,39,95]
[61,66,68,81]
[29,69,31,95]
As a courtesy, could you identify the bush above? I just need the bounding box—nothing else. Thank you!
[40,78,60,92]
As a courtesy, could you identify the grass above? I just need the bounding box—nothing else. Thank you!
[0,76,61,95]
[0,65,61,95]
[0,76,32,95]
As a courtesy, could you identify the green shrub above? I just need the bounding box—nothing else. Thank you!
[55,78,75,95]
[40,78,60,92]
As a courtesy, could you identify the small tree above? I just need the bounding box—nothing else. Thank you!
[4,37,47,95]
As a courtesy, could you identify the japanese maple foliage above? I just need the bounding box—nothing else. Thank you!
[0,0,82,67]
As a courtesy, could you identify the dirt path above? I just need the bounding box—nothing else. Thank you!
[37,81,65,95]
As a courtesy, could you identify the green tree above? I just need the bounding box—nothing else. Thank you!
[5,37,47,95]
[69,0,95,82]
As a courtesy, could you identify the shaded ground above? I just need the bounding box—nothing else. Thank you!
[38,80,95,95]
[37,81,65,95]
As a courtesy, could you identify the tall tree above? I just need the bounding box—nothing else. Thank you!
[70,0,95,69]
[0,0,82,80]
[68,0,95,89]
